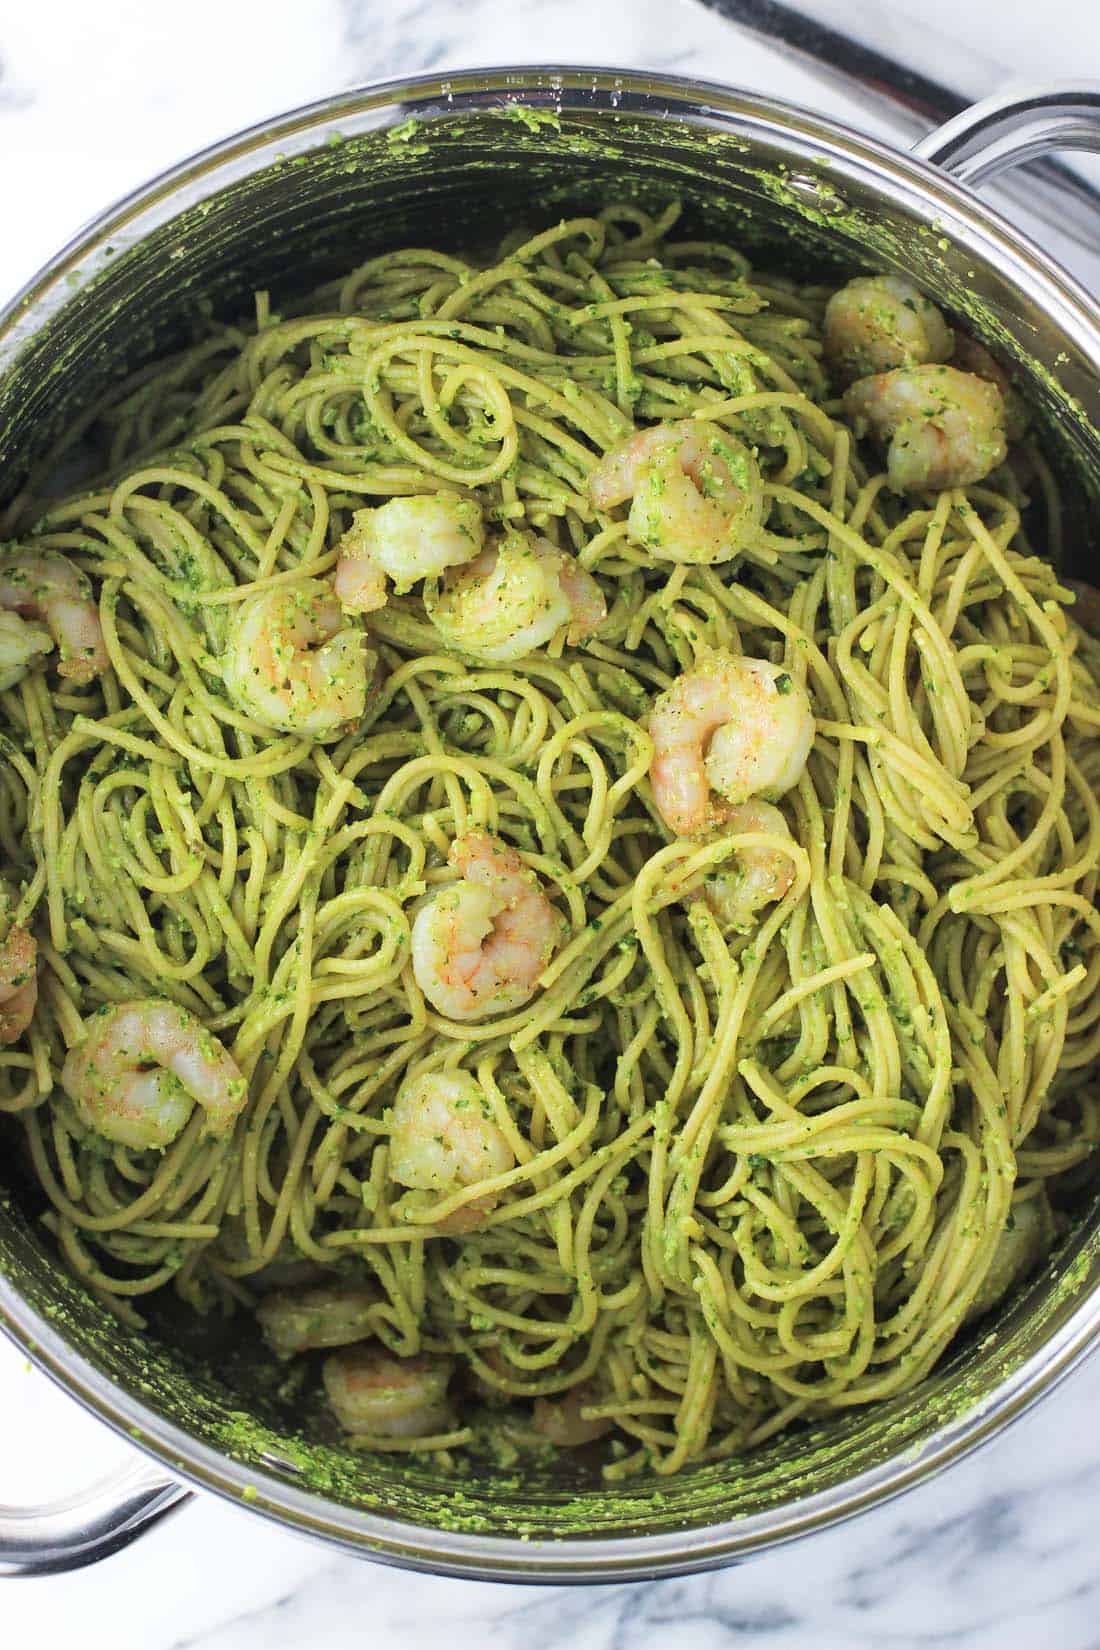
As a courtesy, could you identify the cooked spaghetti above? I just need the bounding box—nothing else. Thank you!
[1,203,1098,1479]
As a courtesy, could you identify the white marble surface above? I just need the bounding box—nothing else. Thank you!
[3,0,1100,1644]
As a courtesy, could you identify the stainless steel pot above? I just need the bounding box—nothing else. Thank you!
[2,67,1100,1584]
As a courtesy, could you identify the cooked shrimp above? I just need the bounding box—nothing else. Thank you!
[62,999,247,1150]
[967,1190,1054,1322]
[334,493,485,613]
[703,799,797,930]
[388,1070,514,1233]
[217,1218,326,1293]
[0,918,37,1044]
[411,830,564,1021]
[844,364,1007,491]
[951,334,1028,442]
[588,421,763,565]
[1067,580,1100,634]
[0,550,108,683]
[649,653,815,836]
[222,578,373,740]
[824,275,953,385]
[532,1383,613,1447]
[553,550,608,642]
[426,531,604,664]
[323,1346,455,1438]
[0,611,53,691]
[257,1284,379,1360]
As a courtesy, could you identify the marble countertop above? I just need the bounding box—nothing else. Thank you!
[3,1,1100,1645]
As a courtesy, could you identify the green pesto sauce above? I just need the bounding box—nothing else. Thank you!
[500,103,563,135]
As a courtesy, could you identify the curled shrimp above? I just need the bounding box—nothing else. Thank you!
[62,999,247,1150]
[426,531,604,664]
[323,1346,455,1438]
[0,550,108,684]
[0,612,53,691]
[1067,580,1100,634]
[649,652,814,837]
[257,1284,379,1359]
[334,493,485,613]
[222,578,374,740]
[588,420,763,565]
[0,917,37,1044]
[388,1069,514,1233]
[217,1217,325,1293]
[951,334,1029,442]
[532,1382,613,1447]
[824,275,953,385]
[844,364,1007,491]
[702,799,797,930]
[966,1188,1054,1323]
[553,549,607,640]
[411,830,564,1021]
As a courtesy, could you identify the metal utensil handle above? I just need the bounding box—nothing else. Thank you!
[913,85,1100,185]
[0,1455,189,1576]
[692,1,1100,254]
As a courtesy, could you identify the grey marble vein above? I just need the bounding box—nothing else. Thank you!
[0,55,32,110]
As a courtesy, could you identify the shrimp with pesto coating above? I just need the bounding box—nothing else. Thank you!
[824,275,953,385]
[649,652,814,837]
[323,1347,456,1439]
[411,831,564,1021]
[426,531,605,663]
[62,999,247,1150]
[951,334,1029,442]
[966,1191,1055,1322]
[588,420,763,564]
[0,902,36,1046]
[0,549,108,684]
[388,1069,514,1233]
[334,493,485,613]
[702,799,798,930]
[532,1382,613,1447]
[844,364,1007,491]
[222,577,374,740]
[257,1284,380,1359]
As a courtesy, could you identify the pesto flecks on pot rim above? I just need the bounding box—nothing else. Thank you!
[0,206,1097,1480]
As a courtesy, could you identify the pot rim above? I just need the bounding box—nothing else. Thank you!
[3,64,1100,1582]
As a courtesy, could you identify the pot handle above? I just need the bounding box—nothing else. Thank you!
[0,1456,190,1576]
[913,86,1100,186]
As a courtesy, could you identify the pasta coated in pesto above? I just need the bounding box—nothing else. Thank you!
[1,202,1097,1480]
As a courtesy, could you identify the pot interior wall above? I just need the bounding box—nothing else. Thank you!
[3,1188,1100,1541]
[2,85,1100,1548]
